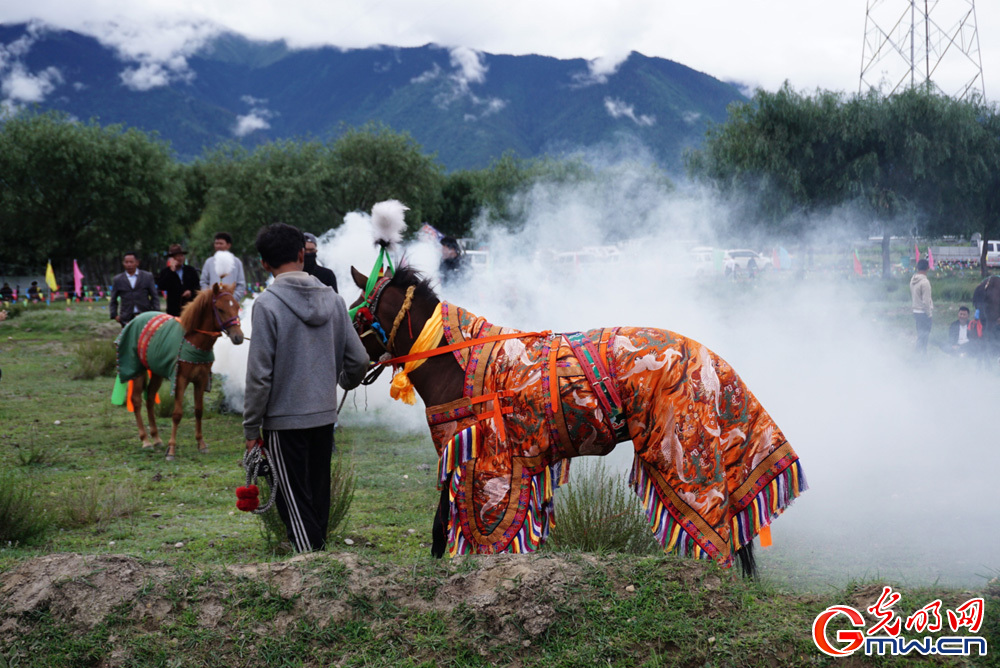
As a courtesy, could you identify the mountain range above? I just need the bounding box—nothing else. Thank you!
[0,23,747,172]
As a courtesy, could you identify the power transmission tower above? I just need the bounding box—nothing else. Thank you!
[860,0,985,99]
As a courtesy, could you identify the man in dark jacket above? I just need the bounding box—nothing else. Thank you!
[110,252,159,326]
[244,223,367,552]
[157,244,201,316]
[303,232,338,292]
[945,305,984,359]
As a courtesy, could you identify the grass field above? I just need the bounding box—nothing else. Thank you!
[1,287,997,668]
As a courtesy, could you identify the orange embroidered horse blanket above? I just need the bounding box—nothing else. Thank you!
[425,303,806,567]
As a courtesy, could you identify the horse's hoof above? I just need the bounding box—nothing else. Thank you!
[142,443,154,450]
[198,445,209,455]
[165,449,176,462]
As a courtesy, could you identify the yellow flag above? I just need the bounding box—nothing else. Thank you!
[45,260,59,291]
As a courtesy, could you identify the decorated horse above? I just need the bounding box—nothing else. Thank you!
[347,207,807,575]
[975,275,1000,362]
[114,283,244,460]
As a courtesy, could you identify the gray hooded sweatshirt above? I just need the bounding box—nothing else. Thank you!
[243,272,368,440]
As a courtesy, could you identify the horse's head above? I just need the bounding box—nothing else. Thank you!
[182,282,244,344]
[212,282,245,345]
[349,265,439,363]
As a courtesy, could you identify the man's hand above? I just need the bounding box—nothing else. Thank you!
[246,439,257,453]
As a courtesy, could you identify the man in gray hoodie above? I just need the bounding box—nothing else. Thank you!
[910,259,933,354]
[244,223,368,552]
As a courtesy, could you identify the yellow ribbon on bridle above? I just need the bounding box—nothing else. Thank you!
[389,302,443,405]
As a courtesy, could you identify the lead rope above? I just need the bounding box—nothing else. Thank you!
[239,441,279,514]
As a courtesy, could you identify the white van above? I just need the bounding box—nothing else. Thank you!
[982,240,1000,267]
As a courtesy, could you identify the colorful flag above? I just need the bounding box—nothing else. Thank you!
[853,249,863,276]
[914,244,920,265]
[73,259,84,298]
[45,259,59,291]
[927,247,935,270]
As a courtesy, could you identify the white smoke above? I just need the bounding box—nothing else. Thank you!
[210,161,1000,590]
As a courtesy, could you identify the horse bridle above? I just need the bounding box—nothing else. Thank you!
[213,290,241,333]
[352,275,394,350]
[193,289,240,338]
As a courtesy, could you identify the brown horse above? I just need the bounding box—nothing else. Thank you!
[115,283,244,460]
[976,275,1000,362]
[349,265,806,575]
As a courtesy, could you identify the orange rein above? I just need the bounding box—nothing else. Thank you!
[381,330,552,367]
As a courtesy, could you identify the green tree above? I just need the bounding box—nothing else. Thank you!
[687,85,1000,277]
[0,111,185,275]
[327,122,444,228]
[197,139,339,256]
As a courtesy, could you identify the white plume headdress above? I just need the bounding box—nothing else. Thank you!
[213,250,237,281]
[370,200,409,248]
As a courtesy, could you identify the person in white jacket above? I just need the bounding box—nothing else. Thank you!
[910,259,933,354]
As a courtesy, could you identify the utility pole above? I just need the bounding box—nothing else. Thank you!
[860,0,984,99]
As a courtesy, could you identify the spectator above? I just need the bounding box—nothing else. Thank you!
[200,232,246,302]
[909,258,933,354]
[303,232,338,292]
[157,244,201,317]
[110,252,159,326]
[944,306,983,357]
[0,282,12,303]
[439,236,468,286]
[27,281,41,302]
[243,223,367,553]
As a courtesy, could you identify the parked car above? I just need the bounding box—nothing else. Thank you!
[726,249,772,273]
[689,246,735,276]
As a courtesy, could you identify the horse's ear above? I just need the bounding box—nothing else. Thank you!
[213,283,221,295]
[351,266,368,290]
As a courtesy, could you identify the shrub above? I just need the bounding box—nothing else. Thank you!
[73,339,118,380]
[0,301,28,319]
[549,458,658,554]
[0,468,50,545]
[256,452,356,552]
[55,476,141,528]
[14,425,64,467]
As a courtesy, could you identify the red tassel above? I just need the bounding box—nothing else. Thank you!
[236,497,259,512]
[235,485,259,499]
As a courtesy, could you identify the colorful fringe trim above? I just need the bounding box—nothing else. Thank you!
[731,459,808,552]
[438,424,480,488]
[630,455,807,565]
[629,456,713,561]
[440,426,571,556]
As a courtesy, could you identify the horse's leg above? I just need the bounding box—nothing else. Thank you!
[431,475,450,558]
[735,542,757,579]
[131,374,153,448]
[146,374,165,448]
[193,373,208,453]
[167,374,189,461]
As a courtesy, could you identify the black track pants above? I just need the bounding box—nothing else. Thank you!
[264,423,334,552]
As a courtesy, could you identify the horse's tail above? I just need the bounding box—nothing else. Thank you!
[735,541,757,579]
[430,474,450,559]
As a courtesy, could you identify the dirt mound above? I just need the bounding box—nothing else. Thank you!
[0,551,626,655]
